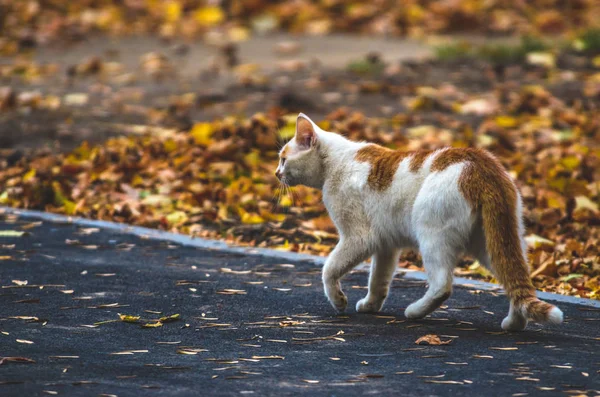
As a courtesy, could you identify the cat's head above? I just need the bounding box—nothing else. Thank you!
[275,113,325,189]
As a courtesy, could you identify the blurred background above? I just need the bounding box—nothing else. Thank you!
[0,1,599,299]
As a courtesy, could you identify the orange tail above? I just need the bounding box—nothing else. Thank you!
[465,155,563,325]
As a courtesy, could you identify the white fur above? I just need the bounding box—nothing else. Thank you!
[278,114,555,329]
[547,306,564,324]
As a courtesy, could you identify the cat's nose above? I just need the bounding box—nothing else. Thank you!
[275,170,282,179]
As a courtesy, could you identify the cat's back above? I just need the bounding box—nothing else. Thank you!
[352,144,442,194]
[352,145,512,216]
[354,145,506,186]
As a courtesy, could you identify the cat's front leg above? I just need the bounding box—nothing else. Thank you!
[322,237,370,312]
[356,248,400,313]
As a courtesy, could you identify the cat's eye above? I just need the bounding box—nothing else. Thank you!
[280,158,286,166]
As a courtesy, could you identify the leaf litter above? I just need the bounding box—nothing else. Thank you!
[1,45,599,299]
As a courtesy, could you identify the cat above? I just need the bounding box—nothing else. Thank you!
[275,113,563,331]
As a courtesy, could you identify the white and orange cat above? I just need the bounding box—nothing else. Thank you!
[275,113,563,331]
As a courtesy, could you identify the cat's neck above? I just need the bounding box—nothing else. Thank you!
[317,130,367,186]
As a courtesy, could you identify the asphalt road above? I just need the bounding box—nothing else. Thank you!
[0,214,599,396]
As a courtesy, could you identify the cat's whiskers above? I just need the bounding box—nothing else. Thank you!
[270,184,284,212]
[284,181,297,207]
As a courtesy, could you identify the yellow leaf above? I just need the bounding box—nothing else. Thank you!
[159,314,180,323]
[191,122,213,146]
[317,120,330,131]
[131,174,144,187]
[119,314,141,323]
[239,208,265,224]
[525,234,555,249]
[0,230,26,237]
[165,1,181,23]
[575,196,599,212]
[546,195,565,209]
[264,212,286,222]
[560,156,580,170]
[63,200,76,215]
[279,195,292,207]
[96,6,122,30]
[548,177,567,193]
[272,240,291,251]
[242,212,265,224]
[244,150,261,167]
[194,6,224,26]
[141,194,172,207]
[526,52,555,68]
[52,181,76,215]
[278,120,296,140]
[228,26,250,42]
[217,204,230,220]
[407,125,435,138]
[23,169,36,181]
[163,139,178,152]
[468,261,493,278]
[495,115,517,128]
[166,211,187,226]
[142,322,163,328]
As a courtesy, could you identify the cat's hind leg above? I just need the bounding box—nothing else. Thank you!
[322,237,371,312]
[404,240,456,319]
[478,250,527,331]
[356,248,401,313]
[476,249,527,330]
[467,225,528,331]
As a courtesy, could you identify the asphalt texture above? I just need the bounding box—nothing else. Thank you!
[0,215,599,397]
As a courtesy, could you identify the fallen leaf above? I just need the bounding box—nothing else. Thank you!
[415,334,453,345]
[118,314,141,323]
[0,230,26,237]
[142,322,163,328]
[0,357,36,365]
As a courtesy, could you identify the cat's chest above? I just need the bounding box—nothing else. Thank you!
[322,183,369,232]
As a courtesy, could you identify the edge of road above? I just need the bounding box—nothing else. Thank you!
[2,206,598,308]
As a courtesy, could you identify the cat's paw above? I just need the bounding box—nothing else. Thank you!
[501,314,527,331]
[327,290,348,312]
[404,302,427,319]
[323,277,347,312]
[356,297,383,313]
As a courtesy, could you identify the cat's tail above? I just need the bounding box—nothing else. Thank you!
[476,160,563,326]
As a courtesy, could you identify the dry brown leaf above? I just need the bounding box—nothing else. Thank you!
[415,334,453,345]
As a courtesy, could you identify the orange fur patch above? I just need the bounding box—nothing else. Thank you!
[355,145,410,191]
[408,150,434,172]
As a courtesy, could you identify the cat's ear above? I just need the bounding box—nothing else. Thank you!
[296,113,317,150]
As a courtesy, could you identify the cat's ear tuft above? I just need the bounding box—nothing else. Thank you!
[296,113,317,150]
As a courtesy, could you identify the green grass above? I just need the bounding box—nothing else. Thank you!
[576,28,600,53]
[346,58,386,75]
[433,41,473,61]
[519,35,550,53]
[433,35,551,64]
